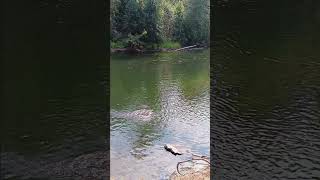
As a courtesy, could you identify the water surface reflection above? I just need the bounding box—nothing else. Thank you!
[111,50,210,179]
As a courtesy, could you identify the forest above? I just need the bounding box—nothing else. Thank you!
[111,0,210,50]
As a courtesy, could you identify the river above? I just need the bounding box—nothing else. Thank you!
[2,58,108,179]
[212,1,320,179]
[110,50,210,179]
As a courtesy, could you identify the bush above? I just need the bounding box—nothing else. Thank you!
[159,41,181,49]
[111,41,126,48]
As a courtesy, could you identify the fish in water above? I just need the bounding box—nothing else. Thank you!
[111,108,154,121]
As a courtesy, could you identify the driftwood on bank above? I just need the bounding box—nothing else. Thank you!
[174,45,198,51]
[111,48,142,53]
[111,45,205,54]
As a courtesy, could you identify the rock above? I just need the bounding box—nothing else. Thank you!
[111,108,154,121]
[164,144,183,155]
[169,154,210,180]
[169,166,210,180]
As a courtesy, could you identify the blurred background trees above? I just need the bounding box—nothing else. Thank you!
[110,0,210,49]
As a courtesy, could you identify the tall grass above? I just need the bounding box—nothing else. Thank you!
[159,41,181,49]
[111,41,126,48]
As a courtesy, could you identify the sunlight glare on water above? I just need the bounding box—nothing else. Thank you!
[110,50,210,179]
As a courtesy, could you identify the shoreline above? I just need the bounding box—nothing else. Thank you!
[111,45,208,54]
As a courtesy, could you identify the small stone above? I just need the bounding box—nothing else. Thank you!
[164,144,183,155]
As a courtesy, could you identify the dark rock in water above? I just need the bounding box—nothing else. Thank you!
[164,144,183,155]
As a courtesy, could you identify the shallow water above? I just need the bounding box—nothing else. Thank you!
[212,1,320,179]
[110,50,210,179]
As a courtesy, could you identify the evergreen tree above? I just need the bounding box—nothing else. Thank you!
[143,0,161,44]
[173,2,186,44]
[183,0,209,45]
[111,0,210,48]
[159,0,175,40]
[114,0,144,37]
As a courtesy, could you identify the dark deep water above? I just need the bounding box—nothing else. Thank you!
[2,59,109,179]
[2,0,108,178]
[212,1,320,179]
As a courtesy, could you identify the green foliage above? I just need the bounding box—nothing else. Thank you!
[145,43,158,50]
[123,30,148,48]
[114,0,144,36]
[158,0,175,39]
[172,2,185,44]
[142,0,162,44]
[183,0,210,45]
[111,41,126,48]
[159,41,181,49]
[111,0,209,49]
[111,30,147,48]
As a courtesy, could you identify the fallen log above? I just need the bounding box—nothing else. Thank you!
[111,48,142,53]
[174,45,198,51]
[111,45,206,54]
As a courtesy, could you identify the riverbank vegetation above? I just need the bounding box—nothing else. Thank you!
[111,0,209,50]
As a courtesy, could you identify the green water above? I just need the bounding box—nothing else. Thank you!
[110,50,210,179]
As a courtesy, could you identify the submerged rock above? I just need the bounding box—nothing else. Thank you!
[164,144,183,155]
[111,108,154,121]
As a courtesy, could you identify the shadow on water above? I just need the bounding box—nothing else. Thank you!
[212,1,320,179]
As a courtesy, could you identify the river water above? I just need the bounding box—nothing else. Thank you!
[110,50,210,179]
[2,58,109,179]
[3,1,320,180]
[212,1,320,179]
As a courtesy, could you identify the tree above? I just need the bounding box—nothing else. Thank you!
[183,0,210,45]
[143,0,162,44]
[111,0,119,41]
[159,0,175,40]
[111,0,210,48]
[114,0,145,38]
[173,2,186,44]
